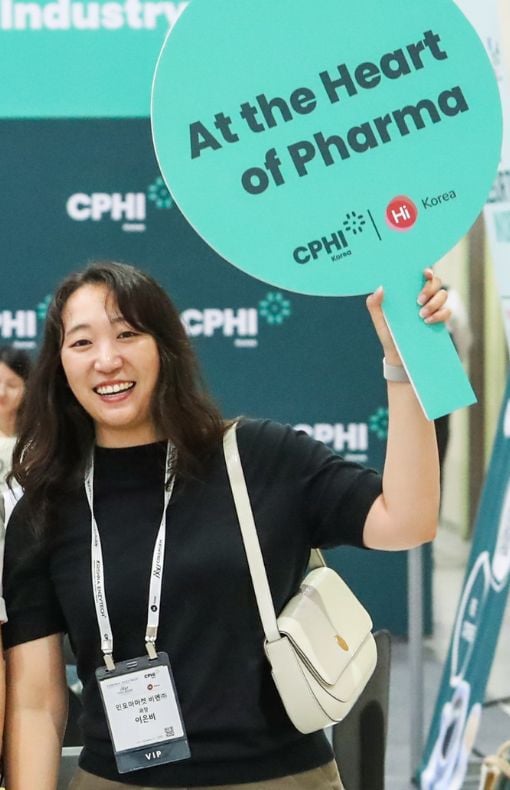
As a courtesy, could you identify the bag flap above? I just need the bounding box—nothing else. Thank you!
[276,567,373,686]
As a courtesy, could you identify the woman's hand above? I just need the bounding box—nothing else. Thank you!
[365,268,451,366]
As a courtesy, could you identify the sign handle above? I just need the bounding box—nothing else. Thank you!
[381,276,476,420]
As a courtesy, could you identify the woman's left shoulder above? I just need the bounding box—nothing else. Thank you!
[234,418,328,470]
[234,417,299,449]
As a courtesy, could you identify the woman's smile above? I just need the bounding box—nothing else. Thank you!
[93,380,136,400]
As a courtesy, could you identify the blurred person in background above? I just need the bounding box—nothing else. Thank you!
[0,347,31,499]
[0,346,31,758]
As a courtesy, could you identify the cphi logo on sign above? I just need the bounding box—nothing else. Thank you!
[0,0,187,30]
[181,292,292,348]
[65,177,172,233]
[0,295,52,349]
[292,209,381,265]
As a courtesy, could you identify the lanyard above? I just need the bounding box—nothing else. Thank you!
[85,442,177,671]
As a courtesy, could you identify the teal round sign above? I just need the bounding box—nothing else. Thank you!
[151,0,502,297]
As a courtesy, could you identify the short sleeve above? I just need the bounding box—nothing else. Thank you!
[2,496,66,650]
[292,428,383,548]
[238,420,383,550]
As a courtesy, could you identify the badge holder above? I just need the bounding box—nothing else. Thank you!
[87,444,190,774]
[96,651,190,774]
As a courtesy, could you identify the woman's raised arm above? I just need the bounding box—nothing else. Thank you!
[362,269,449,551]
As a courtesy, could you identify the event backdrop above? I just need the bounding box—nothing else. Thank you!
[0,118,433,634]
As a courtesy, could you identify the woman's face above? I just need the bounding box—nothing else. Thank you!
[60,283,161,447]
[0,362,25,430]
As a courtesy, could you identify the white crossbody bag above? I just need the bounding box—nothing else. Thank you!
[223,424,377,734]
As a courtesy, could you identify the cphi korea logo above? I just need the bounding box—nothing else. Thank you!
[292,208,382,265]
[0,295,52,349]
[181,292,292,348]
[66,176,173,233]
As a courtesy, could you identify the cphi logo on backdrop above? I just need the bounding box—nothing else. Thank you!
[66,177,173,233]
[0,0,187,30]
[0,291,292,351]
[295,407,389,463]
[0,295,52,349]
[181,292,292,348]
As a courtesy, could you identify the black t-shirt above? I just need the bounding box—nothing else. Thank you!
[2,419,382,786]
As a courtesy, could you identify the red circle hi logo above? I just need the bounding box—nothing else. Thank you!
[386,196,418,232]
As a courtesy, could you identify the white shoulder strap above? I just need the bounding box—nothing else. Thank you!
[223,424,281,643]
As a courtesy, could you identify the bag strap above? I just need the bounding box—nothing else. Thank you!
[223,423,281,643]
[309,548,326,570]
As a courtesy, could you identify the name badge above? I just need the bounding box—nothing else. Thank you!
[96,652,190,774]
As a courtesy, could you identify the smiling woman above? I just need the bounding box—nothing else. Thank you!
[2,260,447,790]
[9,262,225,521]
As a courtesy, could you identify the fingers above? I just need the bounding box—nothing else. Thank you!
[421,305,452,324]
[366,287,399,359]
[366,285,383,313]
[418,268,442,306]
[417,268,450,324]
[419,288,450,324]
[366,270,450,329]
[366,286,389,337]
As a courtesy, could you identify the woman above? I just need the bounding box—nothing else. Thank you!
[2,261,448,789]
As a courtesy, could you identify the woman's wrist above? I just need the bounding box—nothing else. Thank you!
[383,350,402,365]
[383,358,410,382]
[380,340,402,366]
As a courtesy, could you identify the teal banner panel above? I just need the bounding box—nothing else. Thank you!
[420,378,510,789]
[0,119,431,635]
[0,0,186,117]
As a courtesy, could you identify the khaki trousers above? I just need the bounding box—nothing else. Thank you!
[69,761,344,789]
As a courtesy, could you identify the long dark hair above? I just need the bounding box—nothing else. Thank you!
[0,346,32,432]
[11,261,225,531]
